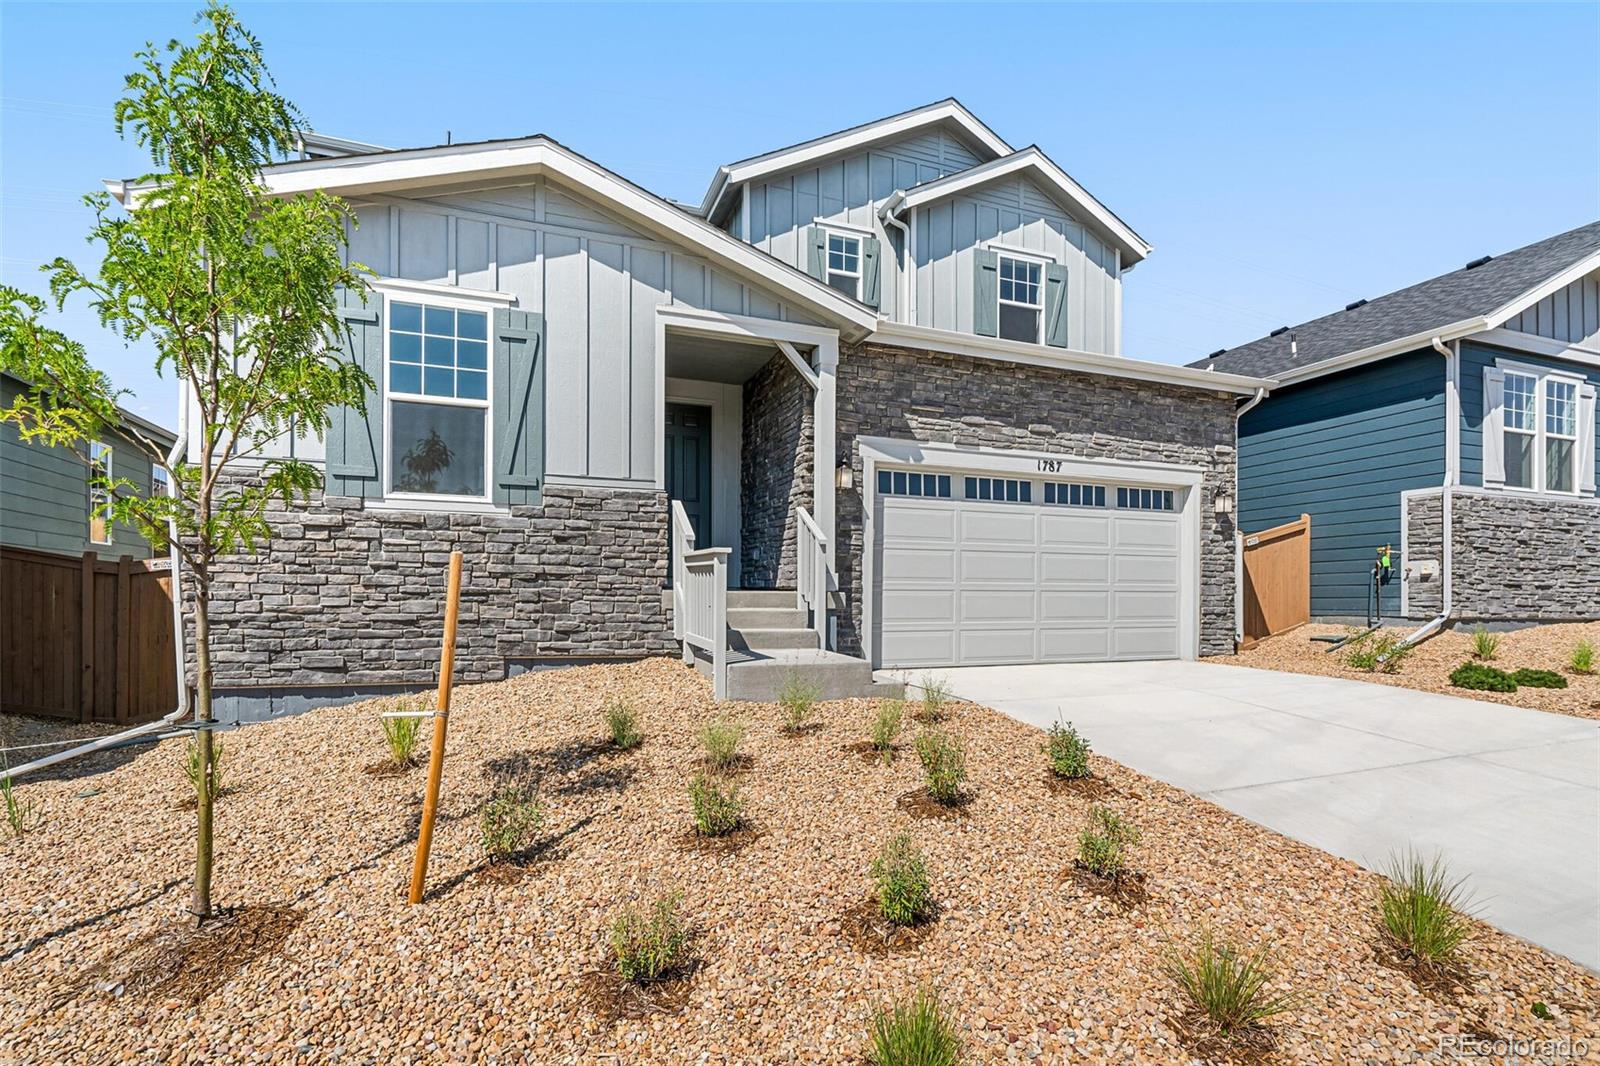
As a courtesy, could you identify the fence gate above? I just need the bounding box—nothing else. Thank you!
[1238,514,1311,651]
[1,546,178,723]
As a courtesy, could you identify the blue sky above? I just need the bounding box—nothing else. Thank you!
[3,2,1597,426]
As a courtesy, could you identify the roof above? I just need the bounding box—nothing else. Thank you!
[894,146,1152,267]
[1,370,176,445]
[1192,221,1600,381]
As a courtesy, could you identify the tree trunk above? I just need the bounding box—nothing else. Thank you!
[190,584,215,924]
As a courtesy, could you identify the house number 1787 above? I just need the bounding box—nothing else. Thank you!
[1036,458,1064,473]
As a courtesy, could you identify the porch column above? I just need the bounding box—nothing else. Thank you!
[811,337,838,573]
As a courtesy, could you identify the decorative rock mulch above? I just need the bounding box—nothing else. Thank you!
[2,657,1597,1064]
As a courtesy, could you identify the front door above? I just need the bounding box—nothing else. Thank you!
[665,403,713,550]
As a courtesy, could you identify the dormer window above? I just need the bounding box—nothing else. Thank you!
[825,233,862,299]
[997,255,1042,343]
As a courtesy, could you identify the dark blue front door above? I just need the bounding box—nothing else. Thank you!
[665,403,713,552]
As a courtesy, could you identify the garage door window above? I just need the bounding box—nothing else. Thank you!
[965,476,1032,503]
[1044,482,1106,508]
[878,470,952,498]
[1117,487,1174,511]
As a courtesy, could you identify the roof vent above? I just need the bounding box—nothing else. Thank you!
[1207,348,1227,359]
[1269,326,1290,337]
[1465,255,1493,270]
[1345,298,1368,311]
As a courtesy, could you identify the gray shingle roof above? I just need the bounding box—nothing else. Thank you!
[1190,221,1600,378]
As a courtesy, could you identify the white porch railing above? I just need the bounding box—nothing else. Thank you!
[795,505,829,651]
[672,499,730,700]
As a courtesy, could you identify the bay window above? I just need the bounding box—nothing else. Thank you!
[387,300,490,499]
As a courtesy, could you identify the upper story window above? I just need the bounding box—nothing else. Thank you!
[825,232,862,299]
[387,300,490,500]
[87,440,112,544]
[997,255,1042,343]
[1498,364,1584,495]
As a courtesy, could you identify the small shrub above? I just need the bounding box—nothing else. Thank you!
[1377,851,1475,971]
[1164,930,1299,1035]
[1469,625,1500,661]
[870,832,932,926]
[699,719,744,770]
[866,986,961,1066]
[2,771,40,840]
[380,702,423,767]
[1569,639,1595,675]
[917,674,950,722]
[1511,668,1568,690]
[1042,720,1092,779]
[1533,1001,1554,1021]
[480,781,543,862]
[914,729,966,804]
[1077,806,1139,880]
[183,738,225,803]
[1345,630,1410,673]
[604,698,643,750]
[778,673,821,734]
[687,773,743,836]
[610,892,690,982]
[870,699,904,756]
[1449,661,1517,692]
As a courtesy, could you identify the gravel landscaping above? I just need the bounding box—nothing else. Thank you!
[3,657,1597,1064]
[1212,622,1600,720]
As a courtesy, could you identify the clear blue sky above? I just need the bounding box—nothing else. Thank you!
[4,2,1597,427]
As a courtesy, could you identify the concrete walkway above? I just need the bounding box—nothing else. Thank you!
[881,660,1600,971]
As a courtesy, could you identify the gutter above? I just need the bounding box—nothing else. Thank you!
[1270,317,1487,388]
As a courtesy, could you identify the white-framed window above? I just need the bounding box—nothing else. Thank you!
[825,232,862,299]
[997,254,1043,343]
[1117,486,1175,511]
[964,475,1032,503]
[87,440,112,544]
[385,298,491,501]
[150,462,171,498]
[1545,376,1578,495]
[1044,482,1106,508]
[1490,360,1590,496]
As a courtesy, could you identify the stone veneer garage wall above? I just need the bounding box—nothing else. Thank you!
[833,342,1242,659]
[1404,487,1600,621]
[196,485,674,708]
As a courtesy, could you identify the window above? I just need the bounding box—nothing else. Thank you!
[878,470,952,498]
[964,476,1032,503]
[997,255,1042,343]
[1117,487,1175,511]
[1503,370,1536,490]
[88,440,112,544]
[150,463,171,498]
[1496,363,1585,495]
[825,232,862,299]
[1044,482,1106,508]
[387,300,490,499]
[1545,377,1578,494]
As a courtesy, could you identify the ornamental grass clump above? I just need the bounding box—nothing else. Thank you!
[870,699,904,757]
[1164,930,1300,1036]
[687,773,743,837]
[2,768,40,840]
[1569,639,1595,675]
[778,673,821,734]
[917,674,951,723]
[1042,721,1092,779]
[380,699,423,767]
[1510,668,1568,689]
[610,892,690,983]
[866,986,961,1066]
[870,833,932,926]
[1469,625,1500,661]
[1077,805,1139,880]
[699,718,744,771]
[603,698,643,750]
[480,781,543,863]
[1449,661,1517,692]
[183,738,225,804]
[914,729,967,804]
[1377,851,1476,972]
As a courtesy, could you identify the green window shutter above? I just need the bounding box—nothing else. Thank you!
[973,250,999,337]
[806,226,826,280]
[493,307,545,507]
[325,298,382,498]
[1044,263,1069,348]
[861,236,882,309]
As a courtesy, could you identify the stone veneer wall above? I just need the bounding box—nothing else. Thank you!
[1402,490,1444,618]
[740,351,813,588]
[833,342,1241,658]
[194,484,674,695]
[1452,490,1598,620]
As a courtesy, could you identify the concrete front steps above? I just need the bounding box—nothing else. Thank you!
[673,588,900,701]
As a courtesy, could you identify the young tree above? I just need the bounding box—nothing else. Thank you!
[0,3,370,922]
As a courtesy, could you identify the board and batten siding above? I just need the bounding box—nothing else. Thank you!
[1,376,164,558]
[913,175,1120,355]
[1457,339,1600,492]
[246,178,815,487]
[1502,269,1600,349]
[1238,350,1447,618]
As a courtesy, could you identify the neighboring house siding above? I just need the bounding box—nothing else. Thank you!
[0,376,161,559]
[1238,350,1446,618]
[913,176,1121,354]
[1458,340,1600,492]
[1502,270,1600,348]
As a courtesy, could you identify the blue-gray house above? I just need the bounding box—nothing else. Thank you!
[1196,222,1600,625]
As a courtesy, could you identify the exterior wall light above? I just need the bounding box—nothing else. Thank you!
[835,458,854,491]
[1214,492,1235,517]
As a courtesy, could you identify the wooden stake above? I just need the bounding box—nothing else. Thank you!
[408,550,463,905]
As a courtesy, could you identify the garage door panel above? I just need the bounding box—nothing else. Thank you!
[1112,626,1179,659]
[1040,551,1112,584]
[1040,627,1113,660]
[1112,553,1179,585]
[1114,589,1180,619]
[880,628,957,668]
[1041,513,1111,548]
[960,509,1037,545]
[880,589,956,624]
[959,628,1039,664]
[881,503,957,541]
[960,589,1038,622]
[960,549,1037,583]
[1040,590,1110,622]
[882,546,956,583]
[1114,517,1180,550]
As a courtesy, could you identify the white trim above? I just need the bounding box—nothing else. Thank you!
[856,436,1203,669]
[665,378,744,589]
[1491,356,1587,498]
[892,147,1152,265]
[366,497,506,516]
[982,240,1056,265]
[1485,249,1600,330]
[372,274,515,307]
[822,229,864,302]
[1267,317,1489,387]
[869,320,1272,395]
[1470,326,1600,366]
[87,439,113,545]
[813,216,878,238]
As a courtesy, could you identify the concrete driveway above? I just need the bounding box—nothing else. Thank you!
[883,660,1600,971]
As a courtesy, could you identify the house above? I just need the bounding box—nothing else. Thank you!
[1195,222,1600,626]
[1,370,176,560]
[114,101,1272,715]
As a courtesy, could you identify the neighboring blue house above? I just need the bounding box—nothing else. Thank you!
[1196,222,1600,625]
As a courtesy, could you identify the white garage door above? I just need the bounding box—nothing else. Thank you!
[873,470,1186,668]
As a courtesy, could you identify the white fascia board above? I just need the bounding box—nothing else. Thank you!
[1484,250,1600,330]
[895,148,1152,265]
[1268,317,1489,388]
[1468,327,1600,368]
[869,321,1271,395]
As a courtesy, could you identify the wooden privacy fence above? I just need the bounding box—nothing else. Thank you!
[1,546,178,723]
[1239,513,1311,651]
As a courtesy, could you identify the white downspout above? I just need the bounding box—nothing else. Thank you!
[878,192,910,323]
[1394,336,1457,650]
[1233,386,1269,645]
